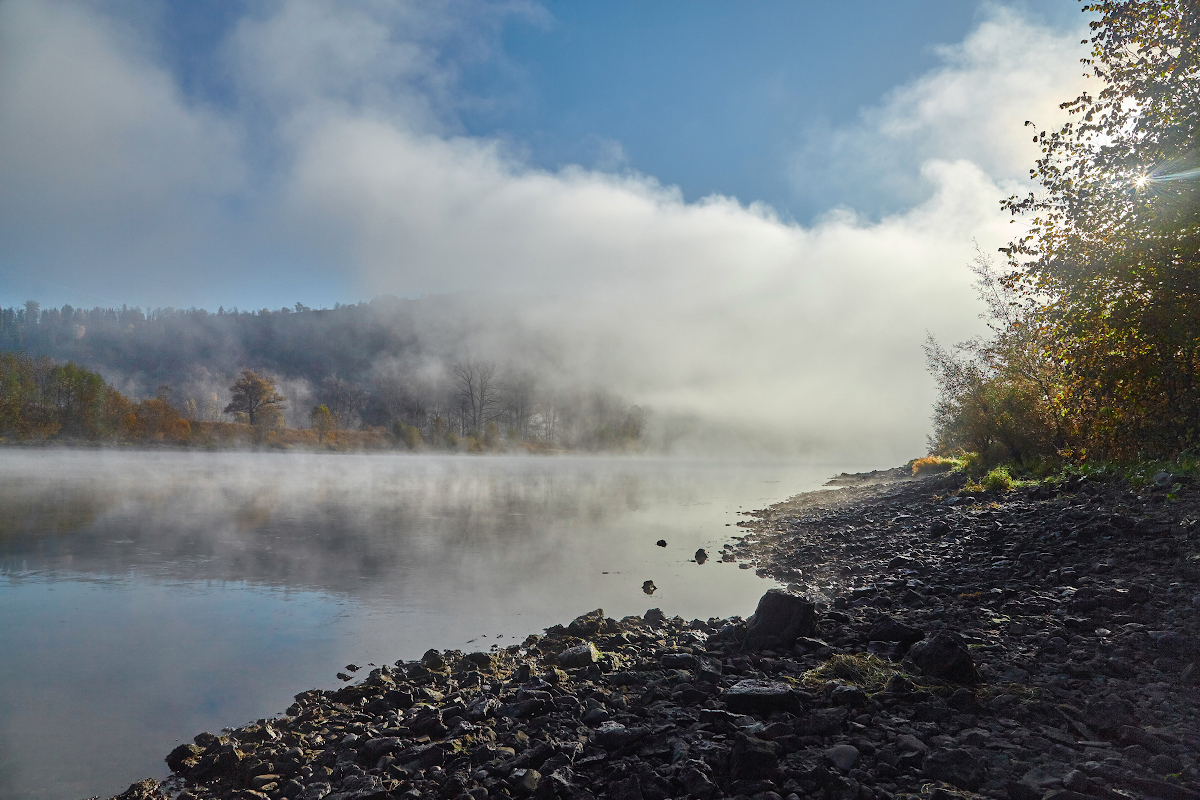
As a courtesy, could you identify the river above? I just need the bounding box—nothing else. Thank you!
[0,449,863,800]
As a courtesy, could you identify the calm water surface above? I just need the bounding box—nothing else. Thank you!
[0,450,860,800]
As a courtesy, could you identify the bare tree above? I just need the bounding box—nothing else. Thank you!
[453,360,503,436]
[319,375,364,429]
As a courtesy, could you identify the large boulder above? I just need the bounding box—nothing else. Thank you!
[907,632,980,684]
[743,589,817,649]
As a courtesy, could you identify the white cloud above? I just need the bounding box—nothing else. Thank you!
[0,1,1093,458]
[788,5,1089,216]
[0,0,243,287]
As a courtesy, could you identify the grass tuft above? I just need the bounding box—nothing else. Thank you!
[800,653,901,693]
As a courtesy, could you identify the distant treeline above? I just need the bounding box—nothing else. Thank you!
[0,298,646,450]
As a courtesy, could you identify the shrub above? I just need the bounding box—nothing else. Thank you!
[966,466,1014,495]
[911,456,955,476]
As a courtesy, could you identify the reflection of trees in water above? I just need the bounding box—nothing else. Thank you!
[0,454,705,595]
[0,480,112,539]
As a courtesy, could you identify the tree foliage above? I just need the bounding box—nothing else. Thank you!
[0,352,189,442]
[934,0,1200,464]
[224,370,285,426]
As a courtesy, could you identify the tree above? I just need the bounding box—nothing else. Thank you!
[453,360,503,436]
[224,370,285,426]
[997,0,1200,458]
[311,404,334,443]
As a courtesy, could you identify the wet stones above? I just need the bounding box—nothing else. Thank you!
[907,631,980,684]
[742,588,817,649]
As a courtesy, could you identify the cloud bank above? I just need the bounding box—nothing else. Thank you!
[0,0,1092,459]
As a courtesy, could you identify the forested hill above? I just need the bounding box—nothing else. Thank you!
[0,295,644,448]
[0,296,422,391]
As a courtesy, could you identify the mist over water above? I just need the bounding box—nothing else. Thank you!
[0,449,865,800]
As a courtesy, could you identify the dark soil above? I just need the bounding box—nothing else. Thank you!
[99,469,1200,800]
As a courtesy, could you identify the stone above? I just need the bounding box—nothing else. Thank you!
[924,747,986,792]
[742,590,817,649]
[830,684,867,708]
[1063,770,1089,792]
[462,651,493,670]
[730,733,779,780]
[824,744,860,772]
[567,609,606,637]
[595,722,649,750]
[556,643,599,668]
[361,737,402,760]
[166,743,203,772]
[296,784,331,800]
[723,679,802,715]
[907,632,980,684]
[105,780,166,800]
[661,652,699,669]
[1149,753,1183,774]
[419,649,446,670]
[644,608,666,626]
[866,615,925,647]
[679,760,719,799]
[510,768,541,796]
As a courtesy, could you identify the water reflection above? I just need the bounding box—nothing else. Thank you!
[0,449,853,800]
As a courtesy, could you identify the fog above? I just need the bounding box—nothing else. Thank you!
[0,1,1091,461]
[0,449,855,800]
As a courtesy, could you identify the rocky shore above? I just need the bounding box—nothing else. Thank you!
[102,469,1200,800]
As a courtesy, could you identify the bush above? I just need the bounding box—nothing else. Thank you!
[966,466,1014,495]
[911,456,956,476]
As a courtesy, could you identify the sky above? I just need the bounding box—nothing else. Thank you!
[0,0,1096,458]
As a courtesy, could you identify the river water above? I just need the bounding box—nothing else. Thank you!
[0,449,861,800]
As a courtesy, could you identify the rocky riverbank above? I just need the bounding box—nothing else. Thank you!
[102,469,1200,800]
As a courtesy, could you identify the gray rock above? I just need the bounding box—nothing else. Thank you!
[742,589,817,649]
[924,747,986,791]
[509,768,541,796]
[297,783,331,800]
[679,760,719,799]
[824,744,860,772]
[1149,753,1183,774]
[556,643,599,668]
[866,615,925,647]
[830,684,867,708]
[723,679,802,715]
[661,652,699,669]
[908,632,980,684]
[730,733,779,780]
[595,722,649,750]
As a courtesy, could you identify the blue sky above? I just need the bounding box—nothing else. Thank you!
[140,1,1083,226]
[0,0,1094,453]
[0,0,1085,310]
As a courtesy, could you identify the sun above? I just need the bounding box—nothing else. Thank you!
[1135,175,1149,188]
